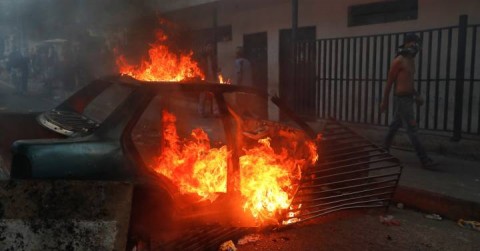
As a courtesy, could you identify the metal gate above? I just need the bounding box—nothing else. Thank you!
[292,15,480,140]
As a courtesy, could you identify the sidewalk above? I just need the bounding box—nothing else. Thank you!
[391,148,480,221]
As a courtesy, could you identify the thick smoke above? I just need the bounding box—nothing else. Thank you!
[0,0,191,100]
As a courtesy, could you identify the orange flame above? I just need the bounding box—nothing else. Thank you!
[116,30,205,81]
[218,73,231,84]
[153,110,228,198]
[152,110,318,223]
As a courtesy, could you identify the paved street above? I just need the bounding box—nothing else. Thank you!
[236,207,480,251]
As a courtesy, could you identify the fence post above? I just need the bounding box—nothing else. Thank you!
[451,15,468,141]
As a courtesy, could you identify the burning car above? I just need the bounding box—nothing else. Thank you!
[0,74,320,232]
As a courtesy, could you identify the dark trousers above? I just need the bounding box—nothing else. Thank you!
[383,95,429,162]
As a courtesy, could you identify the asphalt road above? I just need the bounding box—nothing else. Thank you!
[235,207,480,251]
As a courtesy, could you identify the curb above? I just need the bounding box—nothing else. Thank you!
[393,185,480,221]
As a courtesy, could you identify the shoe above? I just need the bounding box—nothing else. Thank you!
[421,158,438,169]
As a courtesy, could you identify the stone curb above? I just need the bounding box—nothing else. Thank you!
[393,185,480,221]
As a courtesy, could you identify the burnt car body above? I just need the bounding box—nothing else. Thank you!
[0,75,314,181]
[0,75,323,240]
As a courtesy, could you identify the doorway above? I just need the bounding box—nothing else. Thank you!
[279,26,316,113]
[243,32,268,94]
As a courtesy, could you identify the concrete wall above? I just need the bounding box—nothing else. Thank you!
[166,0,480,120]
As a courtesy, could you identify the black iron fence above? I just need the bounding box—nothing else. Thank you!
[292,15,480,139]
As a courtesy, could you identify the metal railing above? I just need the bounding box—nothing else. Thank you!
[291,15,480,139]
[283,119,402,225]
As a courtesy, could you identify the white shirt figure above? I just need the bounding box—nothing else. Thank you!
[234,47,253,86]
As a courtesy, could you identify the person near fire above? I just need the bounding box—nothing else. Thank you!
[380,33,437,168]
[234,46,253,87]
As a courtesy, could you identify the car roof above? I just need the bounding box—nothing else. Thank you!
[102,75,267,96]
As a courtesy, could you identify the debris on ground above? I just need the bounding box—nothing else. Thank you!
[379,215,401,226]
[457,219,480,231]
[396,203,404,209]
[424,214,442,221]
[237,234,261,245]
[219,240,237,251]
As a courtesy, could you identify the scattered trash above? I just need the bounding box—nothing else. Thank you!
[237,234,261,245]
[457,219,480,231]
[396,203,404,209]
[424,213,442,221]
[219,240,237,251]
[379,215,401,226]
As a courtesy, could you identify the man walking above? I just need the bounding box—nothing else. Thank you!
[380,33,436,168]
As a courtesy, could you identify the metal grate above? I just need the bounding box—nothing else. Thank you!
[283,119,403,224]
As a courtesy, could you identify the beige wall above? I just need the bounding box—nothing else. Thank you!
[167,0,480,119]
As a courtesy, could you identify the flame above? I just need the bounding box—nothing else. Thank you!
[116,30,205,81]
[153,110,228,198]
[218,73,231,84]
[239,137,300,219]
[152,110,318,223]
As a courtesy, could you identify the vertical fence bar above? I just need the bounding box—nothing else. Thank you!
[304,41,308,113]
[425,31,433,129]
[434,30,442,130]
[328,39,333,117]
[304,41,310,114]
[322,40,327,118]
[357,37,363,122]
[476,27,480,134]
[444,28,453,131]
[384,34,392,125]
[298,42,303,112]
[294,42,299,112]
[310,41,316,116]
[393,34,400,125]
[346,38,351,121]
[370,36,378,124]
[334,39,339,117]
[298,41,304,113]
[371,36,377,124]
[364,36,370,123]
[339,39,344,120]
[378,35,384,125]
[315,40,322,118]
[416,32,424,125]
[452,15,468,141]
[352,38,357,122]
[467,26,476,133]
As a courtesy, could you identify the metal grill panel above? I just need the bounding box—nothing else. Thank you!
[283,119,402,225]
